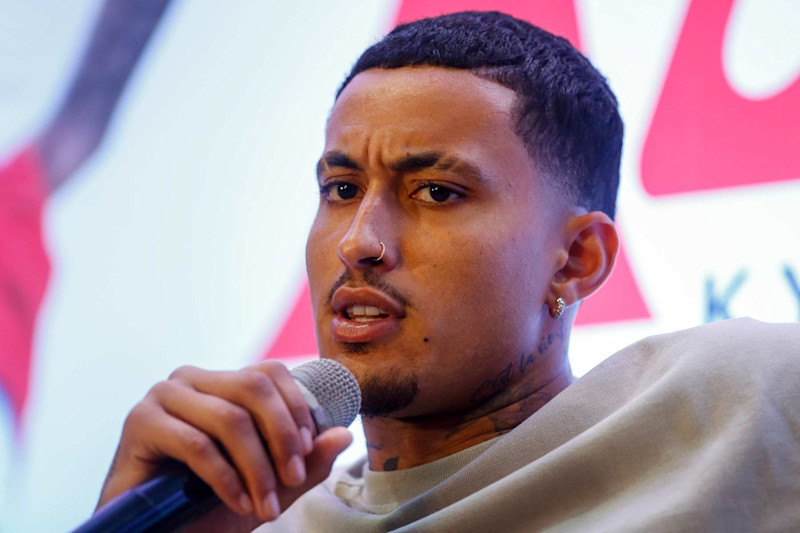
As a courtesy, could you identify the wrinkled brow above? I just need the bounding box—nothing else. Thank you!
[391,151,488,184]
[316,150,488,184]
[316,151,362,177]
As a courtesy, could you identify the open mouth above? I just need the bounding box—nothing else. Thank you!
[345,305,391,322]
[330,287,405,344]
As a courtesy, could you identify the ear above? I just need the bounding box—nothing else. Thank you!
[548,211,619,310]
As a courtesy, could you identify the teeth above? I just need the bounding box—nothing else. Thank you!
[346,304,388,318]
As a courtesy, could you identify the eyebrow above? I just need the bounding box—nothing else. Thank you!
[316,151,362,178]
[391,151,488,184]
[317,149,488,184]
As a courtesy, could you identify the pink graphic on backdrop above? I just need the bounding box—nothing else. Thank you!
[393,0,582,49]
[573,238,648,326]
[266,283,318,358]
[263,0,650,360]
[641,0,800,195]
[0,148,51,432]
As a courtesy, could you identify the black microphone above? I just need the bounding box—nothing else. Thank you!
[72,359,361,533]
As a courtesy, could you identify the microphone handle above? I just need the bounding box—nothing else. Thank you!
[72,470,218,533]
[71,359,361,532]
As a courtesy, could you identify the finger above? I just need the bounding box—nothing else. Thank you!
[152,380,279,521]
[139,404,255,517]
[252,362,315,453]
[172,365,309,489]
[304,428,353,484]
[277,428,353,512]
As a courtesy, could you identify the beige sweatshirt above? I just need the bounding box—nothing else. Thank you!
[255,318,800,532]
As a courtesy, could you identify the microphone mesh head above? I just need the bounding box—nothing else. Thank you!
[291,359,361,431]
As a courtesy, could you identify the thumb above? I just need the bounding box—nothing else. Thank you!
[276,427,353,511]
[306,427,354,482]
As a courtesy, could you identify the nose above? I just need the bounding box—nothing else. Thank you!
[337,196,397,270]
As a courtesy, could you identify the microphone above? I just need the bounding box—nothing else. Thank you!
[72,359,361,533]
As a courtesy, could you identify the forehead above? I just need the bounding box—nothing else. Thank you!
[326,67,523,159]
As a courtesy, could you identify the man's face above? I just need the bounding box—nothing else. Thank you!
[307,67,564,418]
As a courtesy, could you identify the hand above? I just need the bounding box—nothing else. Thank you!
[95,360,353,527]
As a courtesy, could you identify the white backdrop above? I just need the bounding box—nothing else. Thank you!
[0,1,798,530]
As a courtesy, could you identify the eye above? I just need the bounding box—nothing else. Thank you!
[411,182,462,204]
[320,181,362,202]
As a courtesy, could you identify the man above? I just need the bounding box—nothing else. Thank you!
[95,11,800,532]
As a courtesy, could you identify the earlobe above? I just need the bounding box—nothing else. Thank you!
[548,212,619,309]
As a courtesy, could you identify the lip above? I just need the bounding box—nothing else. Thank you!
[330,287,406,343]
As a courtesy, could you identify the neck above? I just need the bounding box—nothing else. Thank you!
[362,318,574,471]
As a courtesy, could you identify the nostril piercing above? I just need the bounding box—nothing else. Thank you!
[373,241,386,262]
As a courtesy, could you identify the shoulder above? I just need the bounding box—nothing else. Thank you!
[616,318,800,409]
[635,318,798,370]
[567,319,799,414]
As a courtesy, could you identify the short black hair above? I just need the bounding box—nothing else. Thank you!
[337,11,623,219]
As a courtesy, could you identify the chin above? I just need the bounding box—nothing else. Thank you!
[335,359,420,419]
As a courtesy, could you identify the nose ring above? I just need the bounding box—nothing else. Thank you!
[374,241,386,262]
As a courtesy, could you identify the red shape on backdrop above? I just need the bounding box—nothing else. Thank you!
[394,0,582,48]
[641,0,800,196]
[263,0,650,359]
[574,239,649,325]
[265,282,318,359]
[0,148,51,432]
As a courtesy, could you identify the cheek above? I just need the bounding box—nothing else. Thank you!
[411,225,546,342]
[403,230,547,412]
[306,216,341,312]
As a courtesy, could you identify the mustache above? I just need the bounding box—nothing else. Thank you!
[327,267,413,310]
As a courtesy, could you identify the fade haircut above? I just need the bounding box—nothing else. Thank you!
[336,11,623,219]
